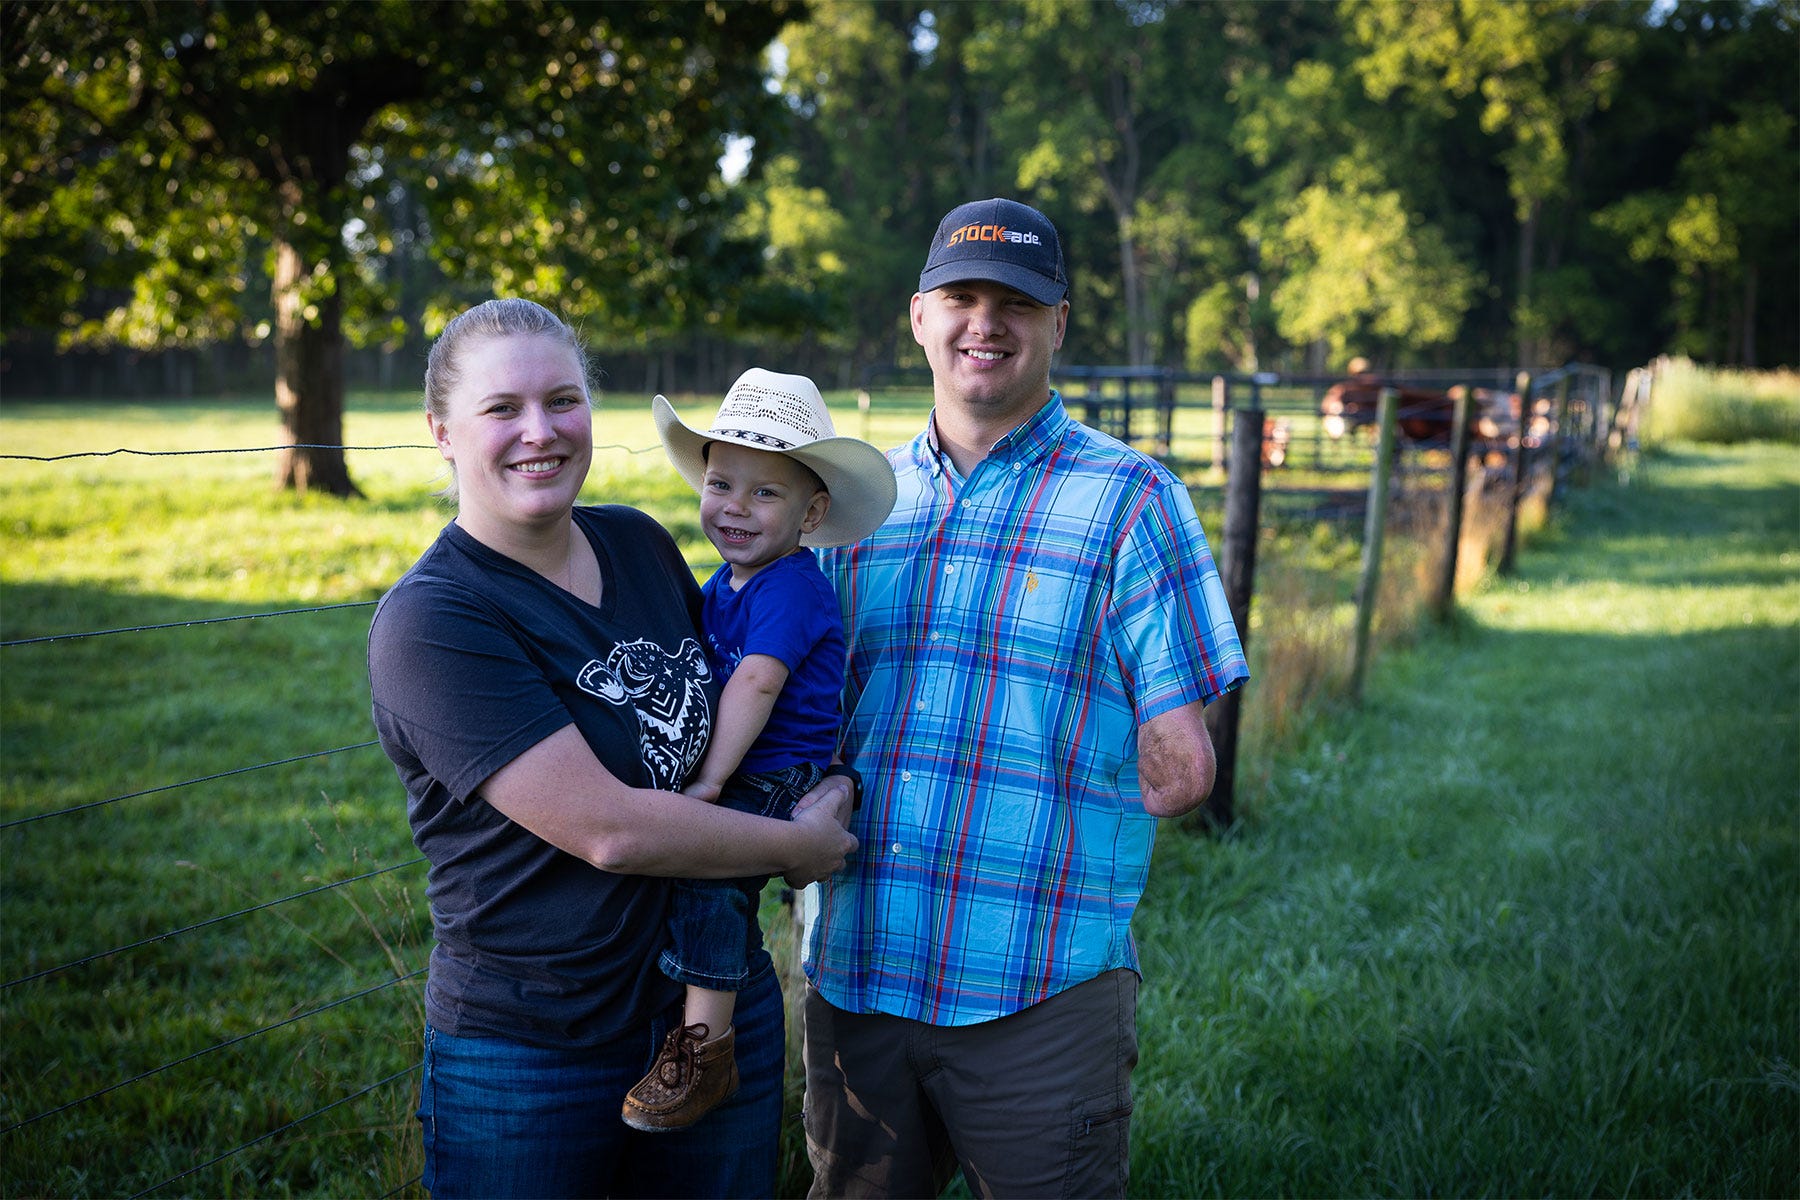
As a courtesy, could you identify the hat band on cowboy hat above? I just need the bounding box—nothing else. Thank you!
[654,368,898,548]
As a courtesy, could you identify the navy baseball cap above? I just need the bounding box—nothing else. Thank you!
[918,197,1068,306]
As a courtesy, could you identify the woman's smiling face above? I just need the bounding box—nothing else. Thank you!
[428,332,593,537]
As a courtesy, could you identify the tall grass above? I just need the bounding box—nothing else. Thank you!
[1239,456,1551,760]
[1644,357,1800,445]
[4,391,1792,1196]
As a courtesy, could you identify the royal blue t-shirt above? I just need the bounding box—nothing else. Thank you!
[699,550,845,773]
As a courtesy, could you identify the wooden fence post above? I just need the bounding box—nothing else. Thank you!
[1610,367,1643,457]
[1547,373,1572,505]
[1155,369,1175,457]
[1429,385,1475,622]
[1196,405,1265,830]
[1211,375,1228,473]
[1499,370,1534,577]
[1350,388,1397,702]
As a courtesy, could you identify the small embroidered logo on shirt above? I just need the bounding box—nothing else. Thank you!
[1025,569,1040,594]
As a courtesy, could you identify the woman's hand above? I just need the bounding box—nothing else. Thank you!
[784,775,858,887]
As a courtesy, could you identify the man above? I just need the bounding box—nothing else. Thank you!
[804,196,1249,1198]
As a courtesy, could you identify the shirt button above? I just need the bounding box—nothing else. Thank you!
[929,630,942,641]
[891,842,904,854]
[901,770,913,782]
[961,499,974,509]
[1012,462,1023,473]
[944,564,956,575]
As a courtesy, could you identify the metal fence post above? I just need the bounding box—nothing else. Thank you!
[1211,375,1228,473]
[1548,372,1573,505]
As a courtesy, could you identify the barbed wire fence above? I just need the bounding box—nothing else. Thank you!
[0,364,1643,1195]
[0,437,450,1196]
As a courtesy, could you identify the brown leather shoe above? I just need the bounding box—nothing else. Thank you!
[621,1022,740,1131]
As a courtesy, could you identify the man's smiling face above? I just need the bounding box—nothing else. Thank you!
[910,278,1069,428]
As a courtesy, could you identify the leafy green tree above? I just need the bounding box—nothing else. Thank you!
[768,1,993,374]
[982,0,1247,367]
[2,0,790,495]
[1234,24,1499,371]
[1344,0,1642,367]
[1591,0,1798,367]
[1260,169,1477,365]
[772,1,1291,373]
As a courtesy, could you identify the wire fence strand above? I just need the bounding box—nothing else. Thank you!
[1,857,423,990]
[0,740,383,830]
[3,967,426,1134]
[129,1065,422,1199]
[0,440,659,463]
[0,601,377,648]
[0,444,435,461]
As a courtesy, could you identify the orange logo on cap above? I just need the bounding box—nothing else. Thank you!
[946,223,1042,249]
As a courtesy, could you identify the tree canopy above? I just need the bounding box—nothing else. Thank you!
[755,0,1795,374]
[3,0,793,493]
[3,0,1794,492]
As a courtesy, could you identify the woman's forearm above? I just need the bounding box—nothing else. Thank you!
[478,723,853,881]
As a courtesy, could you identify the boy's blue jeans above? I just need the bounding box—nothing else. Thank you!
[661,761,822,991]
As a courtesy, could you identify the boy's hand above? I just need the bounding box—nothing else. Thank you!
[792,769,855,818]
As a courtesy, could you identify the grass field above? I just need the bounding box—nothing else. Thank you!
[1130,439,1799,1196]
[1,388,1794,1197]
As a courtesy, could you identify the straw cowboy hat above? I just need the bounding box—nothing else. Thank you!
[653,368,897,548]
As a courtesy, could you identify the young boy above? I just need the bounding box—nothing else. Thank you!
[626,368,895,1131]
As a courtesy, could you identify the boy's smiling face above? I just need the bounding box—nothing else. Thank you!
[699,442,830,587]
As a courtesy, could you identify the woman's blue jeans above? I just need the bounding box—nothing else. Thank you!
[418,966,786,1198]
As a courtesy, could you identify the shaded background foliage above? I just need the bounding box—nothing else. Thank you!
[2,0,1795,486]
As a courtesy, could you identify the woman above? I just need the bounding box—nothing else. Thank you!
[367,298,857,1198]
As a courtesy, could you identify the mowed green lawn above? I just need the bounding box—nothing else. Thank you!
[1,390,1794,1197]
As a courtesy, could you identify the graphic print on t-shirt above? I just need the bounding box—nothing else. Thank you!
[576,637,712,789]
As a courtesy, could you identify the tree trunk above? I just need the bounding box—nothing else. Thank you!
[1120,221,1147,368]
[1515,199,1540,368]
[272,238,361,498]
[1741,262,1759,367]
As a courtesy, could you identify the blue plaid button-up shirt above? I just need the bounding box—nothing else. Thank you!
[807,393,1248,1025]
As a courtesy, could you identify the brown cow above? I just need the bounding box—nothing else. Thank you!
[1319,373,1457,443]
[1321,373,1551,474]
[1466,387,1552,466]
[1261,416,1291,468]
